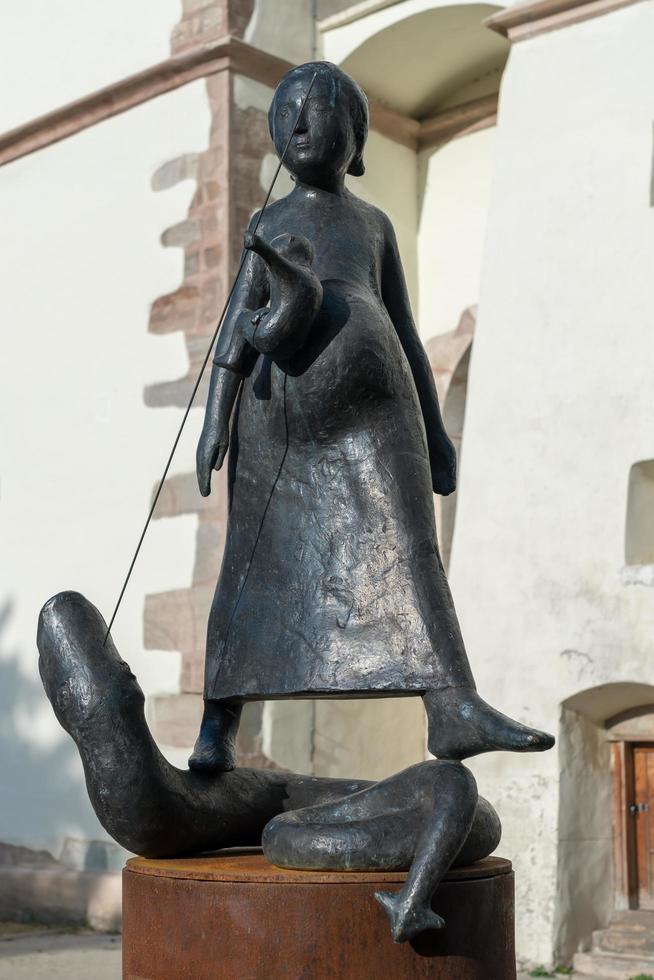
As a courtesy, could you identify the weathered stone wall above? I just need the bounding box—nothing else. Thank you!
[144,67,232,711]
[171,0,254,53]
[144,5,275,763]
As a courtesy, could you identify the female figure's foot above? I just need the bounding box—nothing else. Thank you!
[424,688,555,761]
[188,700,242,773]
[374,891,444,944]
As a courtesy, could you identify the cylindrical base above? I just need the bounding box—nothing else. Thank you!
[123,851,515,979]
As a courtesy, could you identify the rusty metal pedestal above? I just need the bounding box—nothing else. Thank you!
[122,851,515,979]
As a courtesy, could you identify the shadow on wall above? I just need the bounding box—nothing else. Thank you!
[0,599,110,862]
[425,306,476,574]
[441,344,471,572]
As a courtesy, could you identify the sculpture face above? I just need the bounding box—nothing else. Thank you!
[271,70,357,186]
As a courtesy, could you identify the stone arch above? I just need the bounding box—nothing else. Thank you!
[322,1,509,350]
[554,682,654,963]
[322,1,509,116]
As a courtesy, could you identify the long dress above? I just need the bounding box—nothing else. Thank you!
[204,275,474,702]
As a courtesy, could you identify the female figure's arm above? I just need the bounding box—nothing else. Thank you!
[197,217,269,497]
[380,215,456,496]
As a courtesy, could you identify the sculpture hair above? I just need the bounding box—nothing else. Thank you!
[268,61,369,177]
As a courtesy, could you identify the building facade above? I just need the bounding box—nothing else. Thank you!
[1,0,653,969]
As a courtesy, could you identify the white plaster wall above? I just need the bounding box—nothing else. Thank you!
[448,2,654,966]
[350,128,419,309]
[0,80,210,857]
[0,0,181,133]
[417,128,496,341]
[313,697,426,779]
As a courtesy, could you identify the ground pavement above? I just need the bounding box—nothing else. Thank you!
[0,926,120,979]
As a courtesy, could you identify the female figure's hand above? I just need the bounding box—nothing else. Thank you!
[197,422,229,497]
[430,436,457,497]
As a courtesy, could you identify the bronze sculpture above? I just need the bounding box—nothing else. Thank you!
[38,590,501,944]
[37,60,554,945]
[190,61,553,773]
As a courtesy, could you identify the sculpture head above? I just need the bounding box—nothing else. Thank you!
[37,591,143,738]
[268,61,369,186]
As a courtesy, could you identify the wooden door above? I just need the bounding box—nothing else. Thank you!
[634,746,654,908]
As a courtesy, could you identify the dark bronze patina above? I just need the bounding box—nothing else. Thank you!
[38,591,500,944]
[38,62,554,946]
[190,61,553,773]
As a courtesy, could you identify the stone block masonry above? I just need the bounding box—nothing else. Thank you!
[145,0,281,756]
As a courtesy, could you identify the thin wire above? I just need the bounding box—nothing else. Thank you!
[104,71,318,645]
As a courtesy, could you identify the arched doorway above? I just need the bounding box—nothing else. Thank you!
[608,706,654,911]
[555,683,654,966]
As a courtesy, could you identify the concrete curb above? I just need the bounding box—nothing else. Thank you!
[0,868,121,932]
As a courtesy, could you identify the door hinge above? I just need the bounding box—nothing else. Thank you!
[630,803,650,814]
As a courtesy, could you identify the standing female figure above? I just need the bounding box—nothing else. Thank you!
[190,61,553,772]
